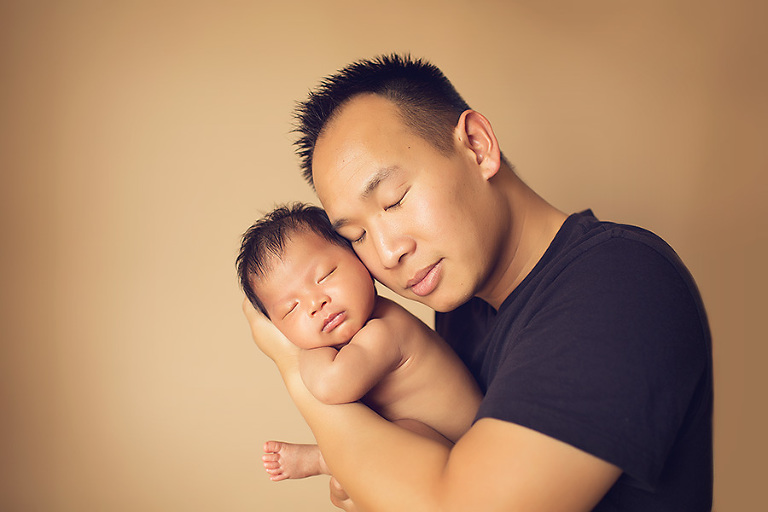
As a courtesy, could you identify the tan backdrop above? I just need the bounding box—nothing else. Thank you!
[2,1,765,510]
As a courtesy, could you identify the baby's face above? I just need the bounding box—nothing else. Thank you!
[254,230,376,350]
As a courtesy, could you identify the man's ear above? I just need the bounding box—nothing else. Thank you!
[455,109,502,180]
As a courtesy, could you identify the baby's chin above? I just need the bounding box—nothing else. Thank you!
[329,330,355,349]
[306,316,364,350]
[303,334,349,351]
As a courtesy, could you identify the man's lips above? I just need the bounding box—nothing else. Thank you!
[322,311,346,333]
[406,260,443,297]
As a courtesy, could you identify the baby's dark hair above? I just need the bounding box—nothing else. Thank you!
[236,202,352,317]
[294,53,471,188]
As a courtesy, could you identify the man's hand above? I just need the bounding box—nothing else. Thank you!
[242,298,300,370]
[243,299,359,511]
[330,477,358,511]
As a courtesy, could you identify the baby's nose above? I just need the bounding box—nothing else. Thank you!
[310,296,329,315]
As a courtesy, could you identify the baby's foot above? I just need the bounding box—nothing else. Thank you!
[262,441,330,481]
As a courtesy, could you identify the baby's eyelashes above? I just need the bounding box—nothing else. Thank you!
[318,267,337,283]
[281,302,298,319]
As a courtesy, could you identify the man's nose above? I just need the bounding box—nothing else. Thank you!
[373,226,413,269]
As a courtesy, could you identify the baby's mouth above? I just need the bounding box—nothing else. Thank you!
[322,311,346,333]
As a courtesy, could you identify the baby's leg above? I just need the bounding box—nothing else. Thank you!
[262,440,330,481]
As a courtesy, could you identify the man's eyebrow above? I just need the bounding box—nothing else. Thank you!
[331,217,348,231]
[361,166,397,198]
[331,166,399,231]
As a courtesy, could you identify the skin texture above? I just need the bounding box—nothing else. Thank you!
[246,94,623,510]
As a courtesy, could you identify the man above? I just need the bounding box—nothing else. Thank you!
[245,54,713,511]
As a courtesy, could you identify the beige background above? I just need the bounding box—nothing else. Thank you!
[1,1,765,510]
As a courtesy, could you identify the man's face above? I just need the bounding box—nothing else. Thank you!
[253,230,376,350]
[312,94,500,312]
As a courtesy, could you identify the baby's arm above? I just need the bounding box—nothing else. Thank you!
[299,320,401,405]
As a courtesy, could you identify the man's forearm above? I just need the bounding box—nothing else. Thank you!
[246,302,619,511]
[244,300,451,509]
[280,364,451,511]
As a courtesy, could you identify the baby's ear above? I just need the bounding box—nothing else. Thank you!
[455,110,502,180]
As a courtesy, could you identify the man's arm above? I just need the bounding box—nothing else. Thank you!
[244,300,621,511]
[299,321,401,404]
[307,401,621,512]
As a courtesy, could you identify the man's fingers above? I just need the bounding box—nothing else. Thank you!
[242,297,266,324]
[330,476,348,498]
[329,477,356,511]
[242,297,253,315]
[242,298,275,343]
[241,296,300,366]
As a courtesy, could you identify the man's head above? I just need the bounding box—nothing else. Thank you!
[294,54,471,189]
[237,203,376,349]
[300,55,513,312]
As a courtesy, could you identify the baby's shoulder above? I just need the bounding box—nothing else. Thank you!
[362,296,430,345]
[371,296,423,327]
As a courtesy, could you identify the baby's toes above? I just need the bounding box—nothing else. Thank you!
[262,452,281,463]
[263,440,283,454]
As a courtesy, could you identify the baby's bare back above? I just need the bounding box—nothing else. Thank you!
[362,298,482,443]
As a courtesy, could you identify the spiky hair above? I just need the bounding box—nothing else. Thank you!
[293,54,471,188]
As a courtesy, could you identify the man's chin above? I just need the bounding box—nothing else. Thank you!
[414,291,472,313]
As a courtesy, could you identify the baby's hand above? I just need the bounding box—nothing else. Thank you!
[242,298,300,369]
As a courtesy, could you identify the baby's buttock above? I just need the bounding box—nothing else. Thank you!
[363,359,480,443]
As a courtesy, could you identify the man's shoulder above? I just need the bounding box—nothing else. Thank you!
[534,212,694,301]
[556,211,678,261]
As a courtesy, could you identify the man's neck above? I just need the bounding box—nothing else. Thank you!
[478,170,567,310]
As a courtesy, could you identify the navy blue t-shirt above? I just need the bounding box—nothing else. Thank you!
[436,210,713,511]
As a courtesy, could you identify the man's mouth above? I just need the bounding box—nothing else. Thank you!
[406,260,443,297]
[322,311,346,333]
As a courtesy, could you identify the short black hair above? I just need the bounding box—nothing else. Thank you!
[236,202,352,317]
[294,53,472,188]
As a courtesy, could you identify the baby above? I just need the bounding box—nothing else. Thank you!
[237,203,482,481]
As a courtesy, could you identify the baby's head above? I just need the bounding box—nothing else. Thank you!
[237,203,377,349]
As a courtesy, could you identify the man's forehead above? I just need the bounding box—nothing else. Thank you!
[313,96,402,174]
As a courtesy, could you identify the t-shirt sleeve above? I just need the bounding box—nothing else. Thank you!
[477,237,709,488]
